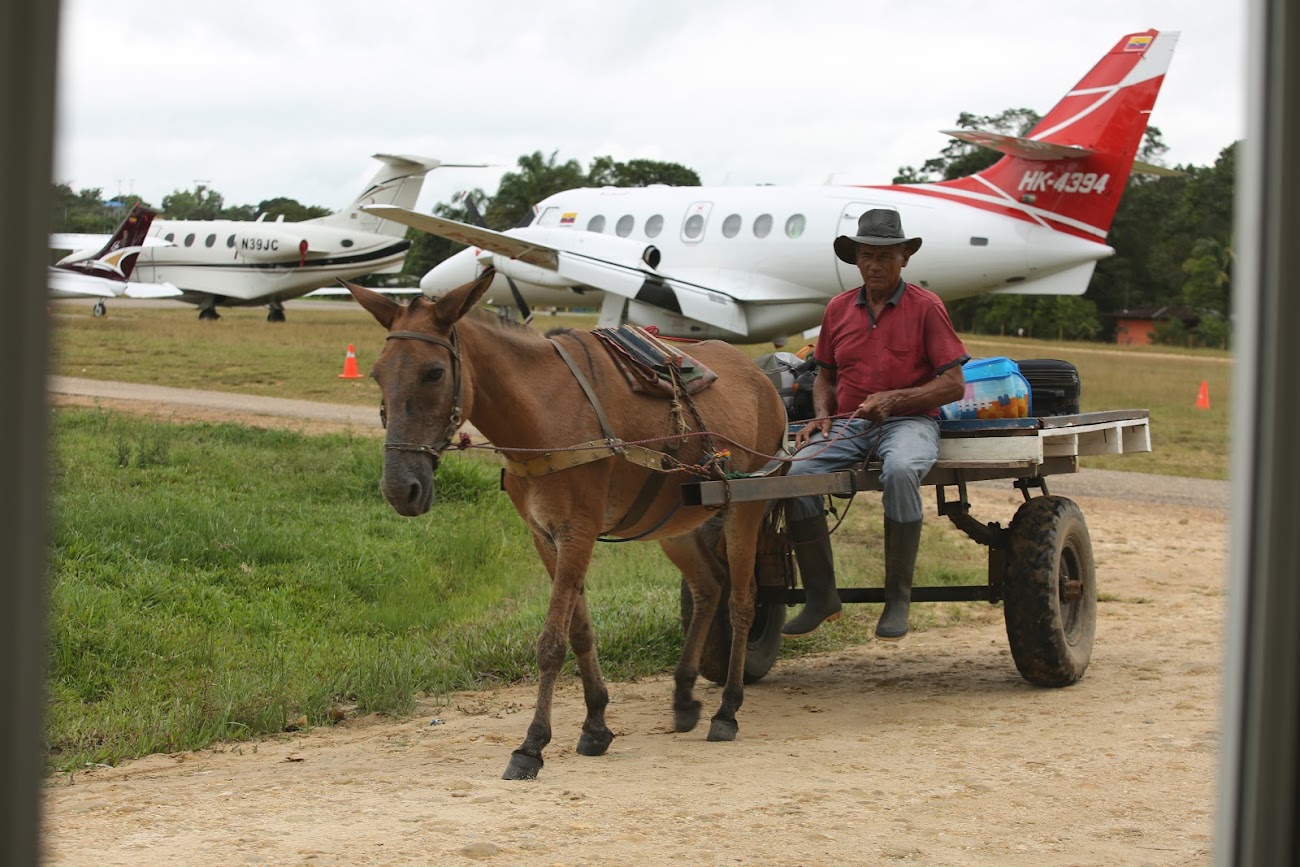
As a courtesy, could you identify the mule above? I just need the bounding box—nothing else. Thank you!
[345,269,787,780]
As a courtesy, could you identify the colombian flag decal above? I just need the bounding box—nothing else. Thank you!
[560,212,577,225]
[1124,35,1152,52]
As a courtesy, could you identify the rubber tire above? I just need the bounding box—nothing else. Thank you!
[1003,495,1097,687]
[680,578,785,686]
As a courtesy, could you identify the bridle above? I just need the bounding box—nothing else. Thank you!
[379,328,463,468]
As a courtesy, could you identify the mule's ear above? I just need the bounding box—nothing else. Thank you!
[342,279,401,330]
[433,267,496,327]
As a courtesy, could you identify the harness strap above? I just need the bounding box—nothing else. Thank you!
[501,440,672,477]
[550,337,621,448]
[608,473,669,533]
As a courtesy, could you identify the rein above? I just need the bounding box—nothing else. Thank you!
[381,328,463,465]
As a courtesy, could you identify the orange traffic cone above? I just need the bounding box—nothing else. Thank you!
[338,344,363,379]
[1195,380,1210,410]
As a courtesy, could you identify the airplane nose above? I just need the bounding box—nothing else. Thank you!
[419,249,481,295]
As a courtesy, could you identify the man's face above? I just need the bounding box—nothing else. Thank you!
[854,244,909,293]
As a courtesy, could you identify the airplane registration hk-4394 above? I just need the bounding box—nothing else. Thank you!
[128,154,473,321]
[385,29,1178,345]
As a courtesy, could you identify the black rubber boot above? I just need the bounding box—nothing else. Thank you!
[781,514,842,636]
[876,518,922,640]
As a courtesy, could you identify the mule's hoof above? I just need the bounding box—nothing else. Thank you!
[576,729,614,757]
[501,751,543,781]
[673,700,702,733]
[706,717,739,742]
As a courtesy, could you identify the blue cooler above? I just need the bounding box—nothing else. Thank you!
[940,357,1032,421]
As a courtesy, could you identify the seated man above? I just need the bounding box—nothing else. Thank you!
[782,209,968,640]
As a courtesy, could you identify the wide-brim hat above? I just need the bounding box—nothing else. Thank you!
[834,208,923,264]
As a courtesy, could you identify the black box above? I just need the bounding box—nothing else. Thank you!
[1015,359,1081,416]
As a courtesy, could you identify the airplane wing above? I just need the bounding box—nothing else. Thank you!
[362,204,750,336]
[122,281,182,299]
[47,270,117,298]
[48,270,180,299]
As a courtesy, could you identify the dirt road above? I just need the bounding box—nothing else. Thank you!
[42,474,1227,866]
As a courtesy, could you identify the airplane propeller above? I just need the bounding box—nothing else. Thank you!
[462,195,532,325]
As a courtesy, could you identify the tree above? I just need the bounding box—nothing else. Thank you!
[254,197,330,222]
[50,183,148,233]
[1182,237,1232,313]
[483,151,588,230]
[587,156,699,188]
[156,183,260,220]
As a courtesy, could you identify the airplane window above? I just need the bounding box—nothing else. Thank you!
[645,214,664,238]
[785,214,806,239]
[616,215,634,237]
[164,233,175,243]
[722,214,742,238]
[226,235,235,248]
[341,239,354,248]
[205,234,216,248]
[184,233,195,247]
[753,214,773,238]
[683,214,705,239]
[970,237,989,246]
[587,215,606,233]
[537,207,560,227]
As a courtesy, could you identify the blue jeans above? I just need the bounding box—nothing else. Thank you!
[785,416,939,524]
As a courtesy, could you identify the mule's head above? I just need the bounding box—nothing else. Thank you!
[343,268,495,516]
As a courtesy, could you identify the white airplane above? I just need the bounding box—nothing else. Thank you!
[128,154,470,321]
[392,29,1178,345]
[49,203,180,316]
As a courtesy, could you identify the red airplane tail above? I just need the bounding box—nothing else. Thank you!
[60,203,157,281]
[904,30,1178,243]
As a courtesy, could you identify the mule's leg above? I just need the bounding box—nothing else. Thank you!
[708,500,767,742]
[569,590,614,756]
[503,527,599,781]
[659,529,727,733]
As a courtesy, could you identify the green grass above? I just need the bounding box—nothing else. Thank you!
[47,407,990,771]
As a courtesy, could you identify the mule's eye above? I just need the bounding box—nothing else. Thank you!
[423,367,445,384]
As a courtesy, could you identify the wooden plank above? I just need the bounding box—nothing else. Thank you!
[939,435,1044,464]
[680,414,1149,506]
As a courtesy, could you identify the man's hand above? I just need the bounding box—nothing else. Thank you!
[794,417,831,450]
[856,391,900,424]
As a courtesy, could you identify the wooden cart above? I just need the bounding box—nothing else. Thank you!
[678,410,1153,688]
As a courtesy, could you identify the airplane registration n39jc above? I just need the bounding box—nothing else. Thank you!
[386,29,1178,345]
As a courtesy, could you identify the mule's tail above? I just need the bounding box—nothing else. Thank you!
[897,29,1179,245]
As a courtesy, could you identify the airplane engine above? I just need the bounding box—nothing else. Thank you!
[231,231,309,262]
[486,255,572,288]
[523,228,661,271]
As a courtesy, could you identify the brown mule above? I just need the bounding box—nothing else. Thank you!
[345,269,787,780]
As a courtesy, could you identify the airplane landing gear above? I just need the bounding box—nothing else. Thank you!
[267,301,286,323]
[198,299,221,321]
[92,300,107,318]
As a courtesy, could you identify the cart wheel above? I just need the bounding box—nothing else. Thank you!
[1003,495,1096,687]
[680,579,785,686]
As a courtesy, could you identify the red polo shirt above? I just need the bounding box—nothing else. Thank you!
[815,280,968,417]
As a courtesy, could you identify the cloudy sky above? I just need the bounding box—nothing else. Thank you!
[54,1,1246,215]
